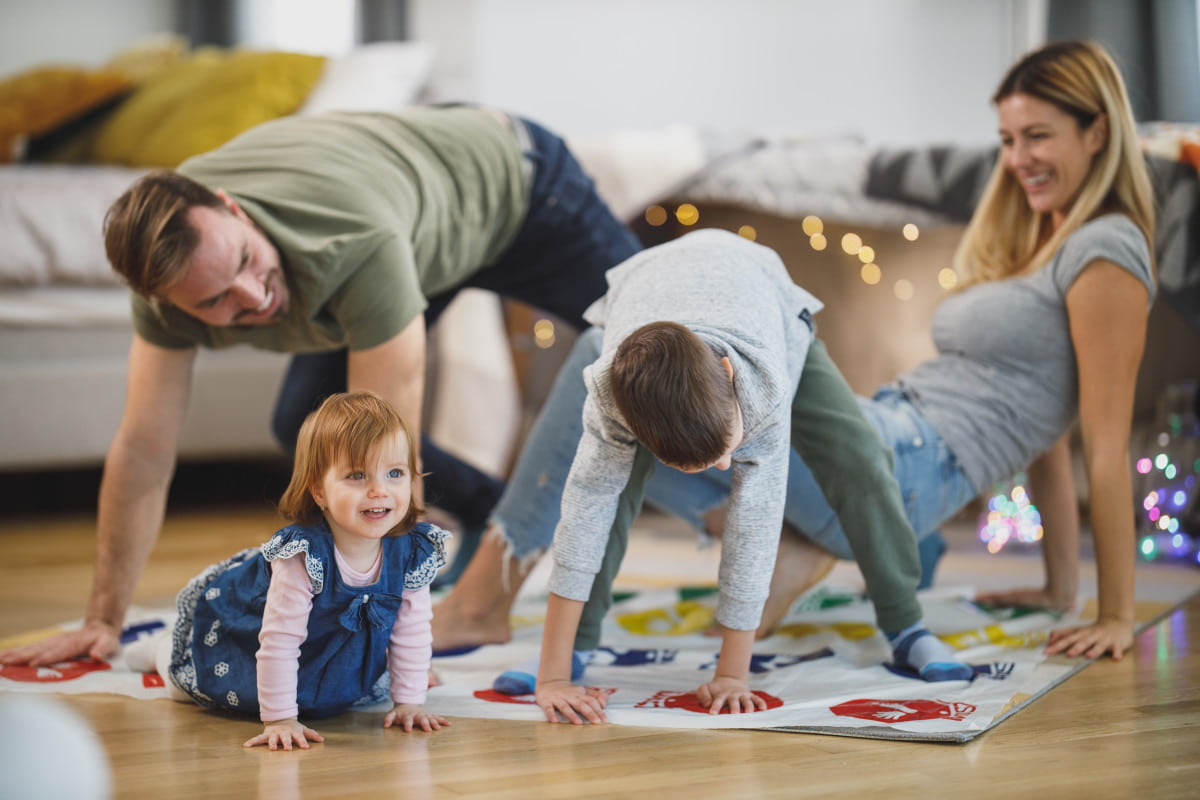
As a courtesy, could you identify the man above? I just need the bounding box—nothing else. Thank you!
[0,106,640,666]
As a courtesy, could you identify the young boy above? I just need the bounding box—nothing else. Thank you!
[528,229,972,724]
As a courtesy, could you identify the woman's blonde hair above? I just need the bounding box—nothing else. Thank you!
[955,39,1155,287]
[277,391,424,536]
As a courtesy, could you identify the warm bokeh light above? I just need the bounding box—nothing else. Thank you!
[801,215,823,236]
[937,268,958,289]
[737,224,757,241]
[857,245,875,264]
[809,233,827,251]
[644,205,668,227]
[860,263,881,285]
[902,223,920,241]
[841,233,862,255]
[675,203,700,226]
[533,318,556,349]
[893,279,914,300]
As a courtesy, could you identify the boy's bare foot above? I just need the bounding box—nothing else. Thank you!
[755,528,837,639]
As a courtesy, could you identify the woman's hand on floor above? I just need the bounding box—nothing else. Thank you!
[975,586,1074,614]
[1045,618,1135,661]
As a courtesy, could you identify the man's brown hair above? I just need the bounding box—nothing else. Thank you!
[609,321,737,469]
[103,169,226,298]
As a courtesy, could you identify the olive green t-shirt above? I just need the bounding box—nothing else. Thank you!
[132,107,530,352]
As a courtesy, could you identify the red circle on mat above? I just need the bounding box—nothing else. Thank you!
[474,689,536,705]
[829,698,976,723]
[664,690,783,714]
[0,659,112,683]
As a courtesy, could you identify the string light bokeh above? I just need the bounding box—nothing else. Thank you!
[1134,387,1200,565]
[642,203,946,300]
[977,473,1044,554]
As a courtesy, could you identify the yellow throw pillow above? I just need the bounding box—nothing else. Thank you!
[89,49,326,167]
[0,65,133,162]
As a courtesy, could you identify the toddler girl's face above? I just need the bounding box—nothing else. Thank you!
[311,431,413,544]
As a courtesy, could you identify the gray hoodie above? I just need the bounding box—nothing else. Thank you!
[548,229,823,630]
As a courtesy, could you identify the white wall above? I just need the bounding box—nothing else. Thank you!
[0,0,1040,148]
[0,0,174,76]
[412,0,1045,147]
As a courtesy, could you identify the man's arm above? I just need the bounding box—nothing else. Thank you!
[0,335,196,665]
[346,314,426,499]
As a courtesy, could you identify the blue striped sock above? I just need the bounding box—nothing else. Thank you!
[888,623,973,682]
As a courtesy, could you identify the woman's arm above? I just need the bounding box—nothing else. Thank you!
[1053,259,1149,659]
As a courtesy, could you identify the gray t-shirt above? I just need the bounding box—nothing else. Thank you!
[548,229,824,630]
[898,213,1153,492]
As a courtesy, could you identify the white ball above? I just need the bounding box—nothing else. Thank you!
[0,694,112,800]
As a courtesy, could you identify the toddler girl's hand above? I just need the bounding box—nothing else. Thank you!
[244,718,324,750]
[384,703,451,732]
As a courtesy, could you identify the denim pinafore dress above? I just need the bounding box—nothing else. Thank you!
[167,521,447,718]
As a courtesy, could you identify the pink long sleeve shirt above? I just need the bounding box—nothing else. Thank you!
[255,547,433,722]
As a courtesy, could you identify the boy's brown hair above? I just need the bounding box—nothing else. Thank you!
[277,391,425,536]
[609,321,737,469]
[103,169,226,299]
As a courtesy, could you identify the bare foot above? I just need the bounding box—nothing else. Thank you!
[430,527,533,652]
[431,593,513,652]
[755,528,836,639]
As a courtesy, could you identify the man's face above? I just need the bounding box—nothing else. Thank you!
[162,193,289,327]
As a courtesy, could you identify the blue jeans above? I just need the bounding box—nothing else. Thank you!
[272,114,641,530]
[493,329,977,586]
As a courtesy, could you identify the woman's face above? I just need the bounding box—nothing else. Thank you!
[997,91,1106,229]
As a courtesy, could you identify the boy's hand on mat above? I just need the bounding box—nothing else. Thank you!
[0,619,120,667]
[697,675,767,715]
[244,718,324,751]
[975,586,1074,614]
[383,704,451,732]
[1045,617,1134,661]
[535,679,607,724]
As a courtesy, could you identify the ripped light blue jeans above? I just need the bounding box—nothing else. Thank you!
[492,327,978,585]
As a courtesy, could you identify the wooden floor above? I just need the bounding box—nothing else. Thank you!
[1,474,1199,799]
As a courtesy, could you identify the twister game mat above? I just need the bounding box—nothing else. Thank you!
[0,585,1170,743]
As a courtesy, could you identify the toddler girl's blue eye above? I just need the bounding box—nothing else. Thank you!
[389,468,404,479]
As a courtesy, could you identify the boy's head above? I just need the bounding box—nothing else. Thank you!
[609,321,741,472]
